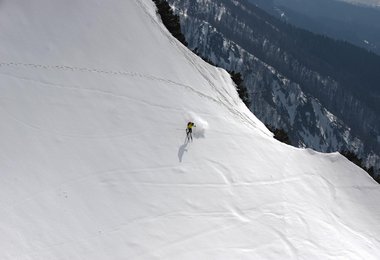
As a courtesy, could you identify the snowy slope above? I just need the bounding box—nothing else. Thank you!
[0,0,380,259]
[338,0,380,7]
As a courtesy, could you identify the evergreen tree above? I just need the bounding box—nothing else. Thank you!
[341,150,379,184]
[341,151,363,167]
[230,71,250,107]
[152,0,188,46]
[266,125,292,145]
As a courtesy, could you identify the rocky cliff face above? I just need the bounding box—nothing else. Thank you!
[168,0,380,173]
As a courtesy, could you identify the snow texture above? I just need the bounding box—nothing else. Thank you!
[0,0,380,259]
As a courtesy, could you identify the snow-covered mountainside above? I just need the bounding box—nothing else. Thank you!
[338,0,380,7]
[1,0,380,259]
[169,0,380,175]
[247,0,380,55]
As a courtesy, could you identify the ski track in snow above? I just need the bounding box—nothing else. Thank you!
[1,163,194,211]
[1,161,341,214]
[3,0,269,138]
[0,146,355,259]
[0,62,219,104]
[14,212,189,259]
[0,61,268,138]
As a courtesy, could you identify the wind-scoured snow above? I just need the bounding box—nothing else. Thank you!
[0,0,380,259]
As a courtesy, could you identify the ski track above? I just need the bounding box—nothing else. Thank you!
[206,159,234,185]
[2,155,346,259]
[0,62,220,105]
[0,71,185,113]
[11,212,185,260]
[0,163,193,212]
[1,0,270,137]
[0,104,151,140]
[0,72,185,139]
[331,212,379,245]
[0,61,270,140]
[118,173,341,189]
[103,166,351,195]
[132,219,251,259]
[134,208,302,259]
[0,62,221,106]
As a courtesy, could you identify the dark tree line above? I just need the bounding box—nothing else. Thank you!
[152,0,188,46]
[230,71,291,147]
[265,125,292,145]
[229,71,251,108]
[341,151,379,184]
[152,1,251,110]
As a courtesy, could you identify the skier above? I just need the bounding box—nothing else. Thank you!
[186,122,196,142]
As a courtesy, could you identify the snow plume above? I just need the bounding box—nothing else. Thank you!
[185,111,209,138]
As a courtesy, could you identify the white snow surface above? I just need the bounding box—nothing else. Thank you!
[1,0,380,259]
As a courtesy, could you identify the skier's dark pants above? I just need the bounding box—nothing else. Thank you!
[186,128,192,140]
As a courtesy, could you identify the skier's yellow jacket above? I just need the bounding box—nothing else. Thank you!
[187,122,195,129]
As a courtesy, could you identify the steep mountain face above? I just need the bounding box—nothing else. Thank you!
[168,0,380,175]
[247,0,380,55]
